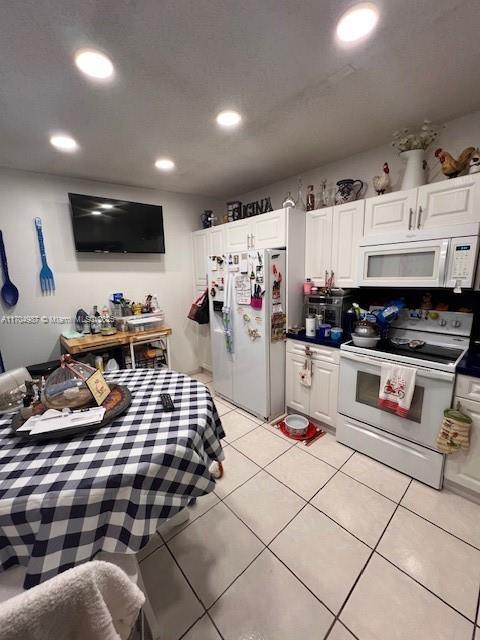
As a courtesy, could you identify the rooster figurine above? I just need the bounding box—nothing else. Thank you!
[372,162,390,195]
[435,147,475,179]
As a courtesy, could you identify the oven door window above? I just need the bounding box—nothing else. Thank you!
[355,371,424,423]
[367,251,436,279]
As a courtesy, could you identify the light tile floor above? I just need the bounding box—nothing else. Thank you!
[140,372,480,640]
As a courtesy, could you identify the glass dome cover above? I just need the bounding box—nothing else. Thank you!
[44,354,96,409]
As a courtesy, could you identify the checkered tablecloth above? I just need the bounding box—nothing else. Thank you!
[0,369,225,589]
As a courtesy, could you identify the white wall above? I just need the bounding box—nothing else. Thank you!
[227,109,480,209]
[0,167,222,372]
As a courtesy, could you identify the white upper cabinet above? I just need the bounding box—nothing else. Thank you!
[331,200,364,288]
[224,208,290,252]
[224,218,252,252]
[364,175,480,237]
[416,175,480,229]
[305,202,364,288]
[251,208,287,249]
[305,207,333,282]
[364,188,418,235]
[209,225,225,256]
[192,229,209,289]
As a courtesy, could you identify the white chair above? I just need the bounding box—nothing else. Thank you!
[0,557,149,640]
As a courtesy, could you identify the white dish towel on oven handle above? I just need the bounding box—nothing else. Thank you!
[378,363,416,417]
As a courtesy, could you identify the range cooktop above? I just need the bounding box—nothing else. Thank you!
[367,340,465,366]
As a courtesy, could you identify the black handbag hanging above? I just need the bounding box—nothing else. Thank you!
[187,289,210,325]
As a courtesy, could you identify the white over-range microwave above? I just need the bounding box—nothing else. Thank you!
[357,223,480,289]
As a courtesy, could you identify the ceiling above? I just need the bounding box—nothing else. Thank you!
[1,0,479,198]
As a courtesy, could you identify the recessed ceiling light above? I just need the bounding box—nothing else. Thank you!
[154,158,175,171]
[100,203,114,209]
[49,134,78,152]
[336,3,379,43]
[74,49,114,80]
[91,210,102,215]
[216,110,242,128]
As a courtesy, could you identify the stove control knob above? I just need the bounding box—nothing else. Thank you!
[439,319,447,326]
[452,320,461,328]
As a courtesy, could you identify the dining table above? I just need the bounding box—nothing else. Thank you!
[0,368,225,589]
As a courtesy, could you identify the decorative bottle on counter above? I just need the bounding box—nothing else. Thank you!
[306,185,315,211]
[303,278,313,294]
[90,305,101,334]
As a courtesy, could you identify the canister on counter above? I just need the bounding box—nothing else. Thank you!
[331,327,344,342]
[317,323,331,339]
[305,315,316,337]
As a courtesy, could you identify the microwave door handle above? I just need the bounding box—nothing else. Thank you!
[408,208,414,230]
[416,205,423,229]
[438,239,449,285]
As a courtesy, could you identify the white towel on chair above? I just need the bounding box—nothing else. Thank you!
[378,364,416,417]
[0,560,145,640]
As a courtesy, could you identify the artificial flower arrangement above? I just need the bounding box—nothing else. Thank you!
[391,119,444,152]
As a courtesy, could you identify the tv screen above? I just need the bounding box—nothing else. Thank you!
[68,193,165,253]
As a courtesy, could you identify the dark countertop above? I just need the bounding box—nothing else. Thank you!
[457,351,480,379]
[286,331,348,349]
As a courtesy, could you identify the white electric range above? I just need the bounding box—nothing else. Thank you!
[337,310,473,489]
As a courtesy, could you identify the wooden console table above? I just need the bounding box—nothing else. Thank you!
[60,326,173,369]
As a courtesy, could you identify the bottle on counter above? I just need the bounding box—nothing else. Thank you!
[306,185,315,211]
[305,315,316,337]
[303,278,313,295]
[90,305,101,334]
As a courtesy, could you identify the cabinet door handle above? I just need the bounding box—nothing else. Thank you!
[247,234,251,249]
[408,207,414,230]
[251,234,255,249]
[417,205,423,229]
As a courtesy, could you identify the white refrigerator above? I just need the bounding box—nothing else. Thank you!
[208,249,286,421]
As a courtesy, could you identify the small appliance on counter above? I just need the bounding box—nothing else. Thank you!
[126,313,165,333]
[304,291,351,330]
[115,310,165,332]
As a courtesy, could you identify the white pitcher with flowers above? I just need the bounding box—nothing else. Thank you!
[392,120,443,189]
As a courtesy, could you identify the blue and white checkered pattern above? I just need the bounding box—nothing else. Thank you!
[0,369,225,588]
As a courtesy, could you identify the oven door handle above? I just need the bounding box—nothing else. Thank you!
[339,351,454,382]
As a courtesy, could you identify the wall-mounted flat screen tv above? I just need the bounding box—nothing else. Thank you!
[68,193,165,253]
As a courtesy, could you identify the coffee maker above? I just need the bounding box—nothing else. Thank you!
[303,292,351,329]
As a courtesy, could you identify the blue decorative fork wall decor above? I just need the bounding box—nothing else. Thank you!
[34,217,55,293]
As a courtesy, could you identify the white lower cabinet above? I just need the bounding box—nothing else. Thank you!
[285,351,310,414]
[445,393,480,496]
[310,359,339,428]
[285,340,339,427]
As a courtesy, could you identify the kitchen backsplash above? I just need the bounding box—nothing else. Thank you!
[353,287,480,346]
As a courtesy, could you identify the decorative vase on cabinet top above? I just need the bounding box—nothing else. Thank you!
[335,179,364,204]
[400,149,426,189]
